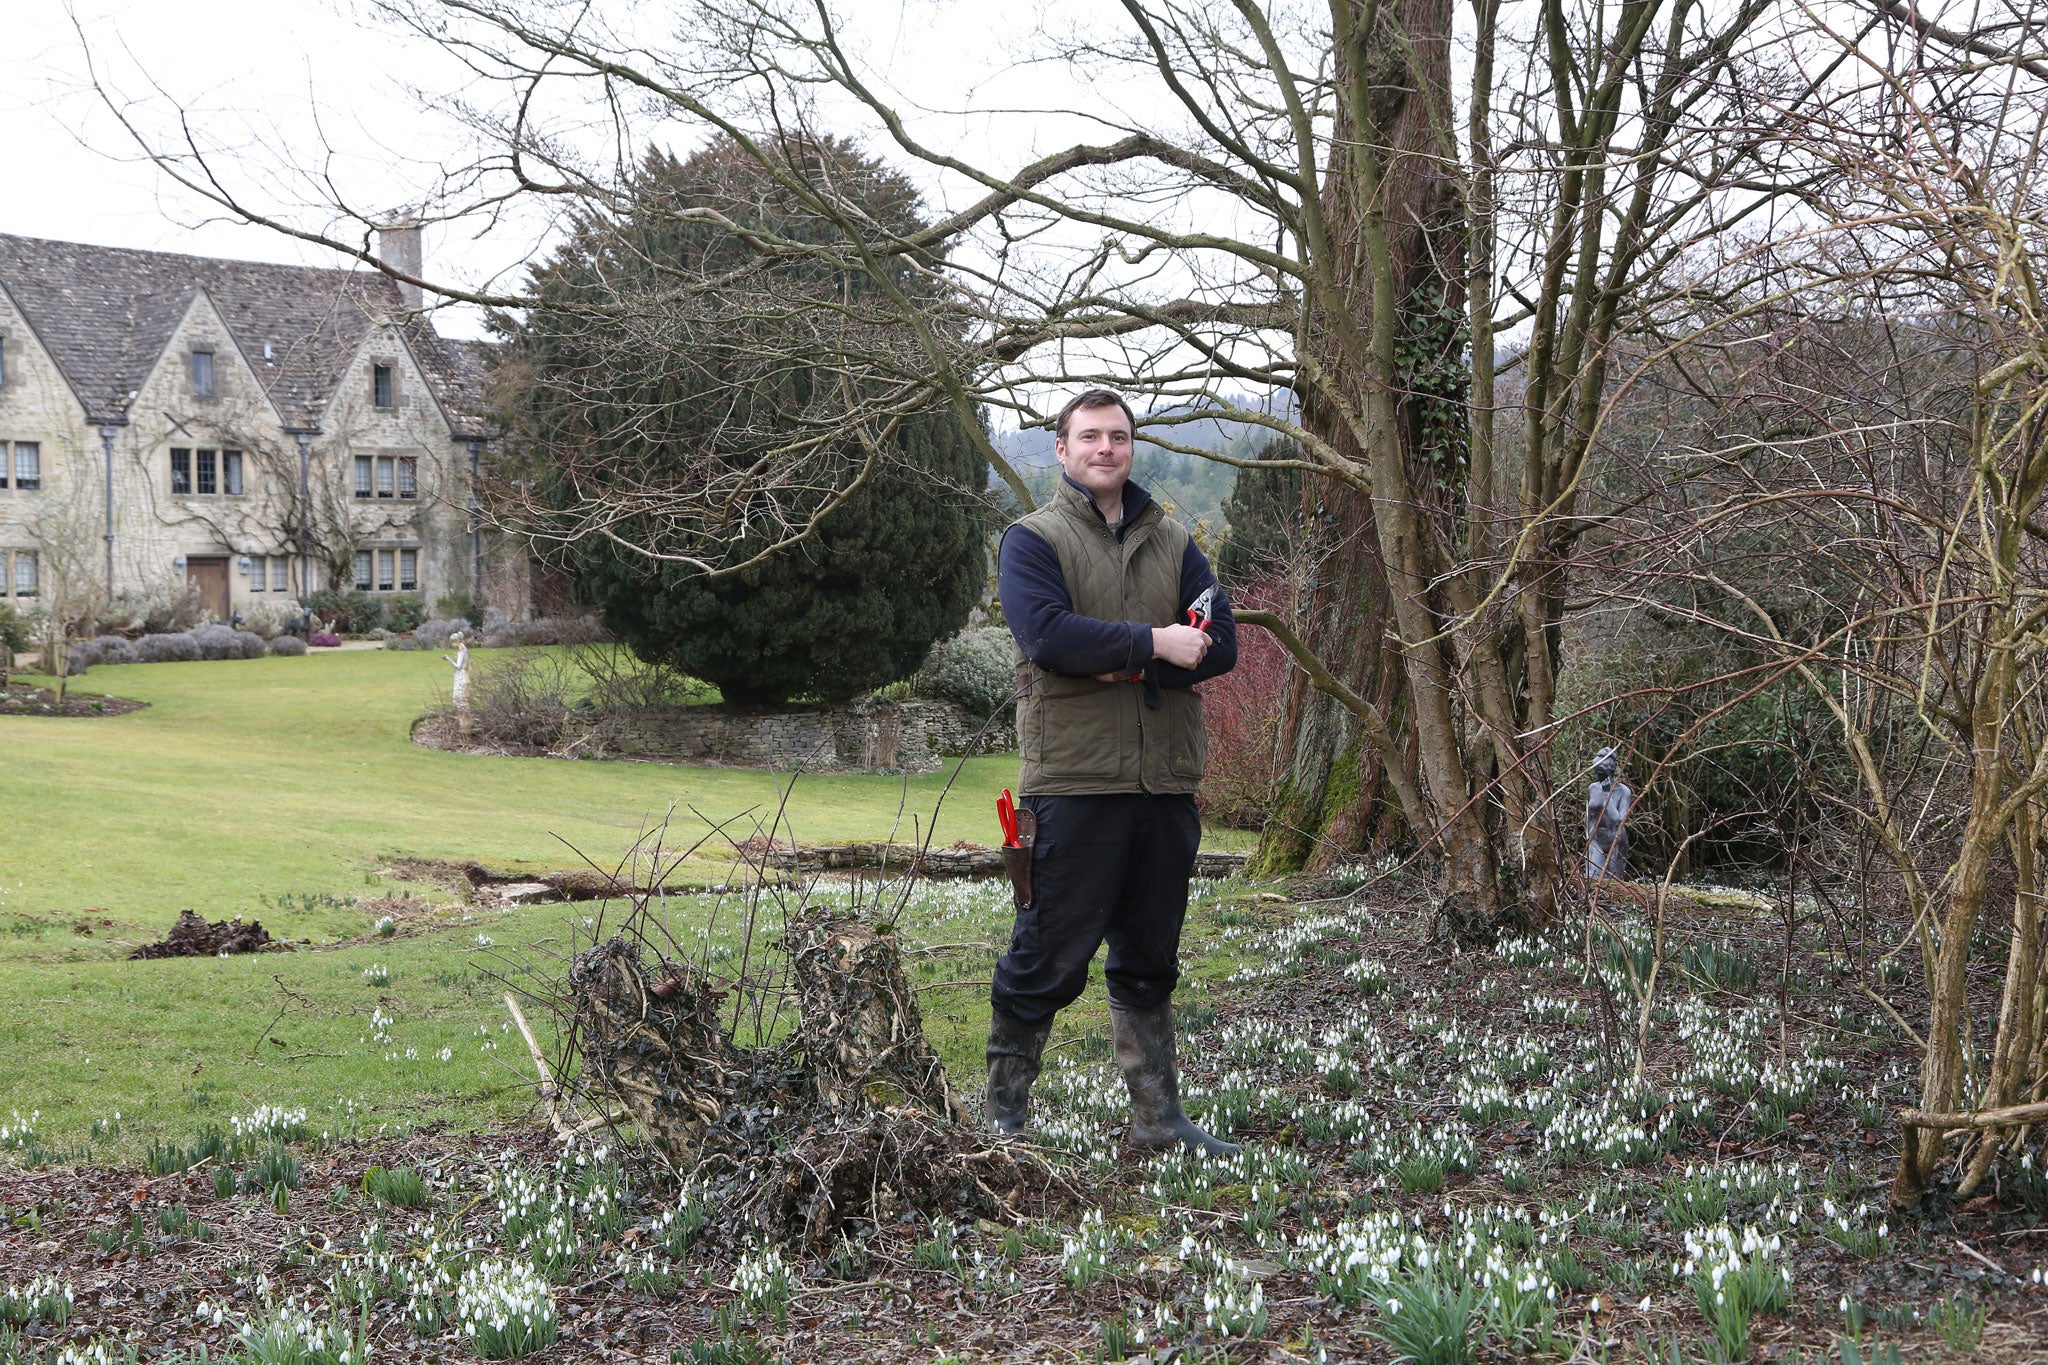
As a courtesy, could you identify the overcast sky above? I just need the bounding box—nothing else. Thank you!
[7,4,444,256]
[2,0,1317,442]
[0,0,1145,342]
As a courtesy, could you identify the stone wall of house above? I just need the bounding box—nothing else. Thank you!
[596,699,1017,774]
[0,288,90,609]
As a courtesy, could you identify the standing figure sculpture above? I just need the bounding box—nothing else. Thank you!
[445,631,472,739]
[1585,746,1632,881]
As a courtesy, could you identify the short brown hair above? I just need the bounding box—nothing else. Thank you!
[1054,389,1137,440]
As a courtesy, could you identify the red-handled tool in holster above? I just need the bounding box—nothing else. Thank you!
[997,788,1036,908]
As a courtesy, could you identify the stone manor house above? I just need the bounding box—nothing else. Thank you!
[0,228,528,624]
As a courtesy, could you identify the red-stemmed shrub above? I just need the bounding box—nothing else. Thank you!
[1198,583,1291,830]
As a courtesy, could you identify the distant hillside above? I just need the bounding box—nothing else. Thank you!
[992,397,1293,533]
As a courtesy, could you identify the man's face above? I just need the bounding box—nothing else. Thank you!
[1055,403,1134,503]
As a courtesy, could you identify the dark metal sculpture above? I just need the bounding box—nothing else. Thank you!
[1586,746,1633,881]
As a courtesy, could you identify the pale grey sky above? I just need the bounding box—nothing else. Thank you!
[1,0,1309,431]
[6,3,453,256]
[0,0,1148,342]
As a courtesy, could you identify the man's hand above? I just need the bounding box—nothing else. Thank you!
[1151,623,1211,670]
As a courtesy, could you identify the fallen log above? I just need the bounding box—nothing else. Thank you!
[762,841,1247,880]
[1897,1099,2048,1131]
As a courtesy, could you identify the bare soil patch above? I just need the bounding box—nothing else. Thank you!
[381,856,494,894]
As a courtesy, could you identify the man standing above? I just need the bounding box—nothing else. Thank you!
[985,389,1239,1156]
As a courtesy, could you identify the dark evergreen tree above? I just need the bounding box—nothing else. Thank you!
[497,138,988,705]
[1215,440,1303,587]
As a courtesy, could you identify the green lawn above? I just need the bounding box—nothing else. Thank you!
[0,649,1254,1156]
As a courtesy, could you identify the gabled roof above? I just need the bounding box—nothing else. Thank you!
[0,232,485,435]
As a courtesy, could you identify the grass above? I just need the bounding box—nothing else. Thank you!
[0,648,1253,1151]
[0,648,1110,936]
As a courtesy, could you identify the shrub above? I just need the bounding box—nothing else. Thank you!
[236,602,298,639]
[461,651,582,750]
[309,632,343,648]
[574,640,703,710]
[268,635,309,657]
[0,604,33,680]
[95,576,203,635]
[90,636,135,665]
[66,639,117,676]
[233,630,268,659]
[300,589,385,634]
[1195,581,1291,830]
[384,595,426,633]
[478,611,602,649]
[189,625,243,660]
[435,592,482,626]
[410,618,470,649]
[133,633,202,664]
[911,627,1015,717]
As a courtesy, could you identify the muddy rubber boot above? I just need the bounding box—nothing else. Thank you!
[1110,999,1241,1157]
[985,1008,1053,1136]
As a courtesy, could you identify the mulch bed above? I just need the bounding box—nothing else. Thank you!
[0,682,146,718]
[0,1129,1113,1365]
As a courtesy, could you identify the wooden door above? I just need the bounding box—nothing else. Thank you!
[185,557,230,622]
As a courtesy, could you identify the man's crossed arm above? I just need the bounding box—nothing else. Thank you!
[997,525,1237,686]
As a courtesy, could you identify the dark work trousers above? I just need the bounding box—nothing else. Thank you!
[990,793,1202,1024]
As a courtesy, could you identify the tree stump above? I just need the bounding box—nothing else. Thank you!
[786,917,967,1124]
[564,914,1059,1245]
[569,937,746,1169]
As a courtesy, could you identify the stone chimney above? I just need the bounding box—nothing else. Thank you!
[377,222,424,310]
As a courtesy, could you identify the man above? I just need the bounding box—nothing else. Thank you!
[985,388,1239,1156]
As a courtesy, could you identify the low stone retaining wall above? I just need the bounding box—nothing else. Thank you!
[765,842,1248,879]
[594,698,1016,774]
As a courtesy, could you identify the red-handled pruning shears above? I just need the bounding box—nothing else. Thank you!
[1185,585,1216,633]
[997,789,1020,847]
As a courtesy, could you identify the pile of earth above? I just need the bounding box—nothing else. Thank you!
[128,910,287,959]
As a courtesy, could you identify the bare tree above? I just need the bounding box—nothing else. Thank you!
[27,474,108,700]
[1583,0,2048,1204]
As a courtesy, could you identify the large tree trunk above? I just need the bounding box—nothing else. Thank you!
[1261,0,1522,928]
[1252,468,1407,874]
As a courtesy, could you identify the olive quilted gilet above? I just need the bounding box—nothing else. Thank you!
[1009,480,1207,796]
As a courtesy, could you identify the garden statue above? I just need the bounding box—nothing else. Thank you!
[1586,746,1632,881]
[446,631,471,734]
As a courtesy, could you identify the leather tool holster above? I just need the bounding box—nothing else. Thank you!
[1002,807,1037,908]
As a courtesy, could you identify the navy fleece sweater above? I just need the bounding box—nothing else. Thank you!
[998,476,1237,692]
